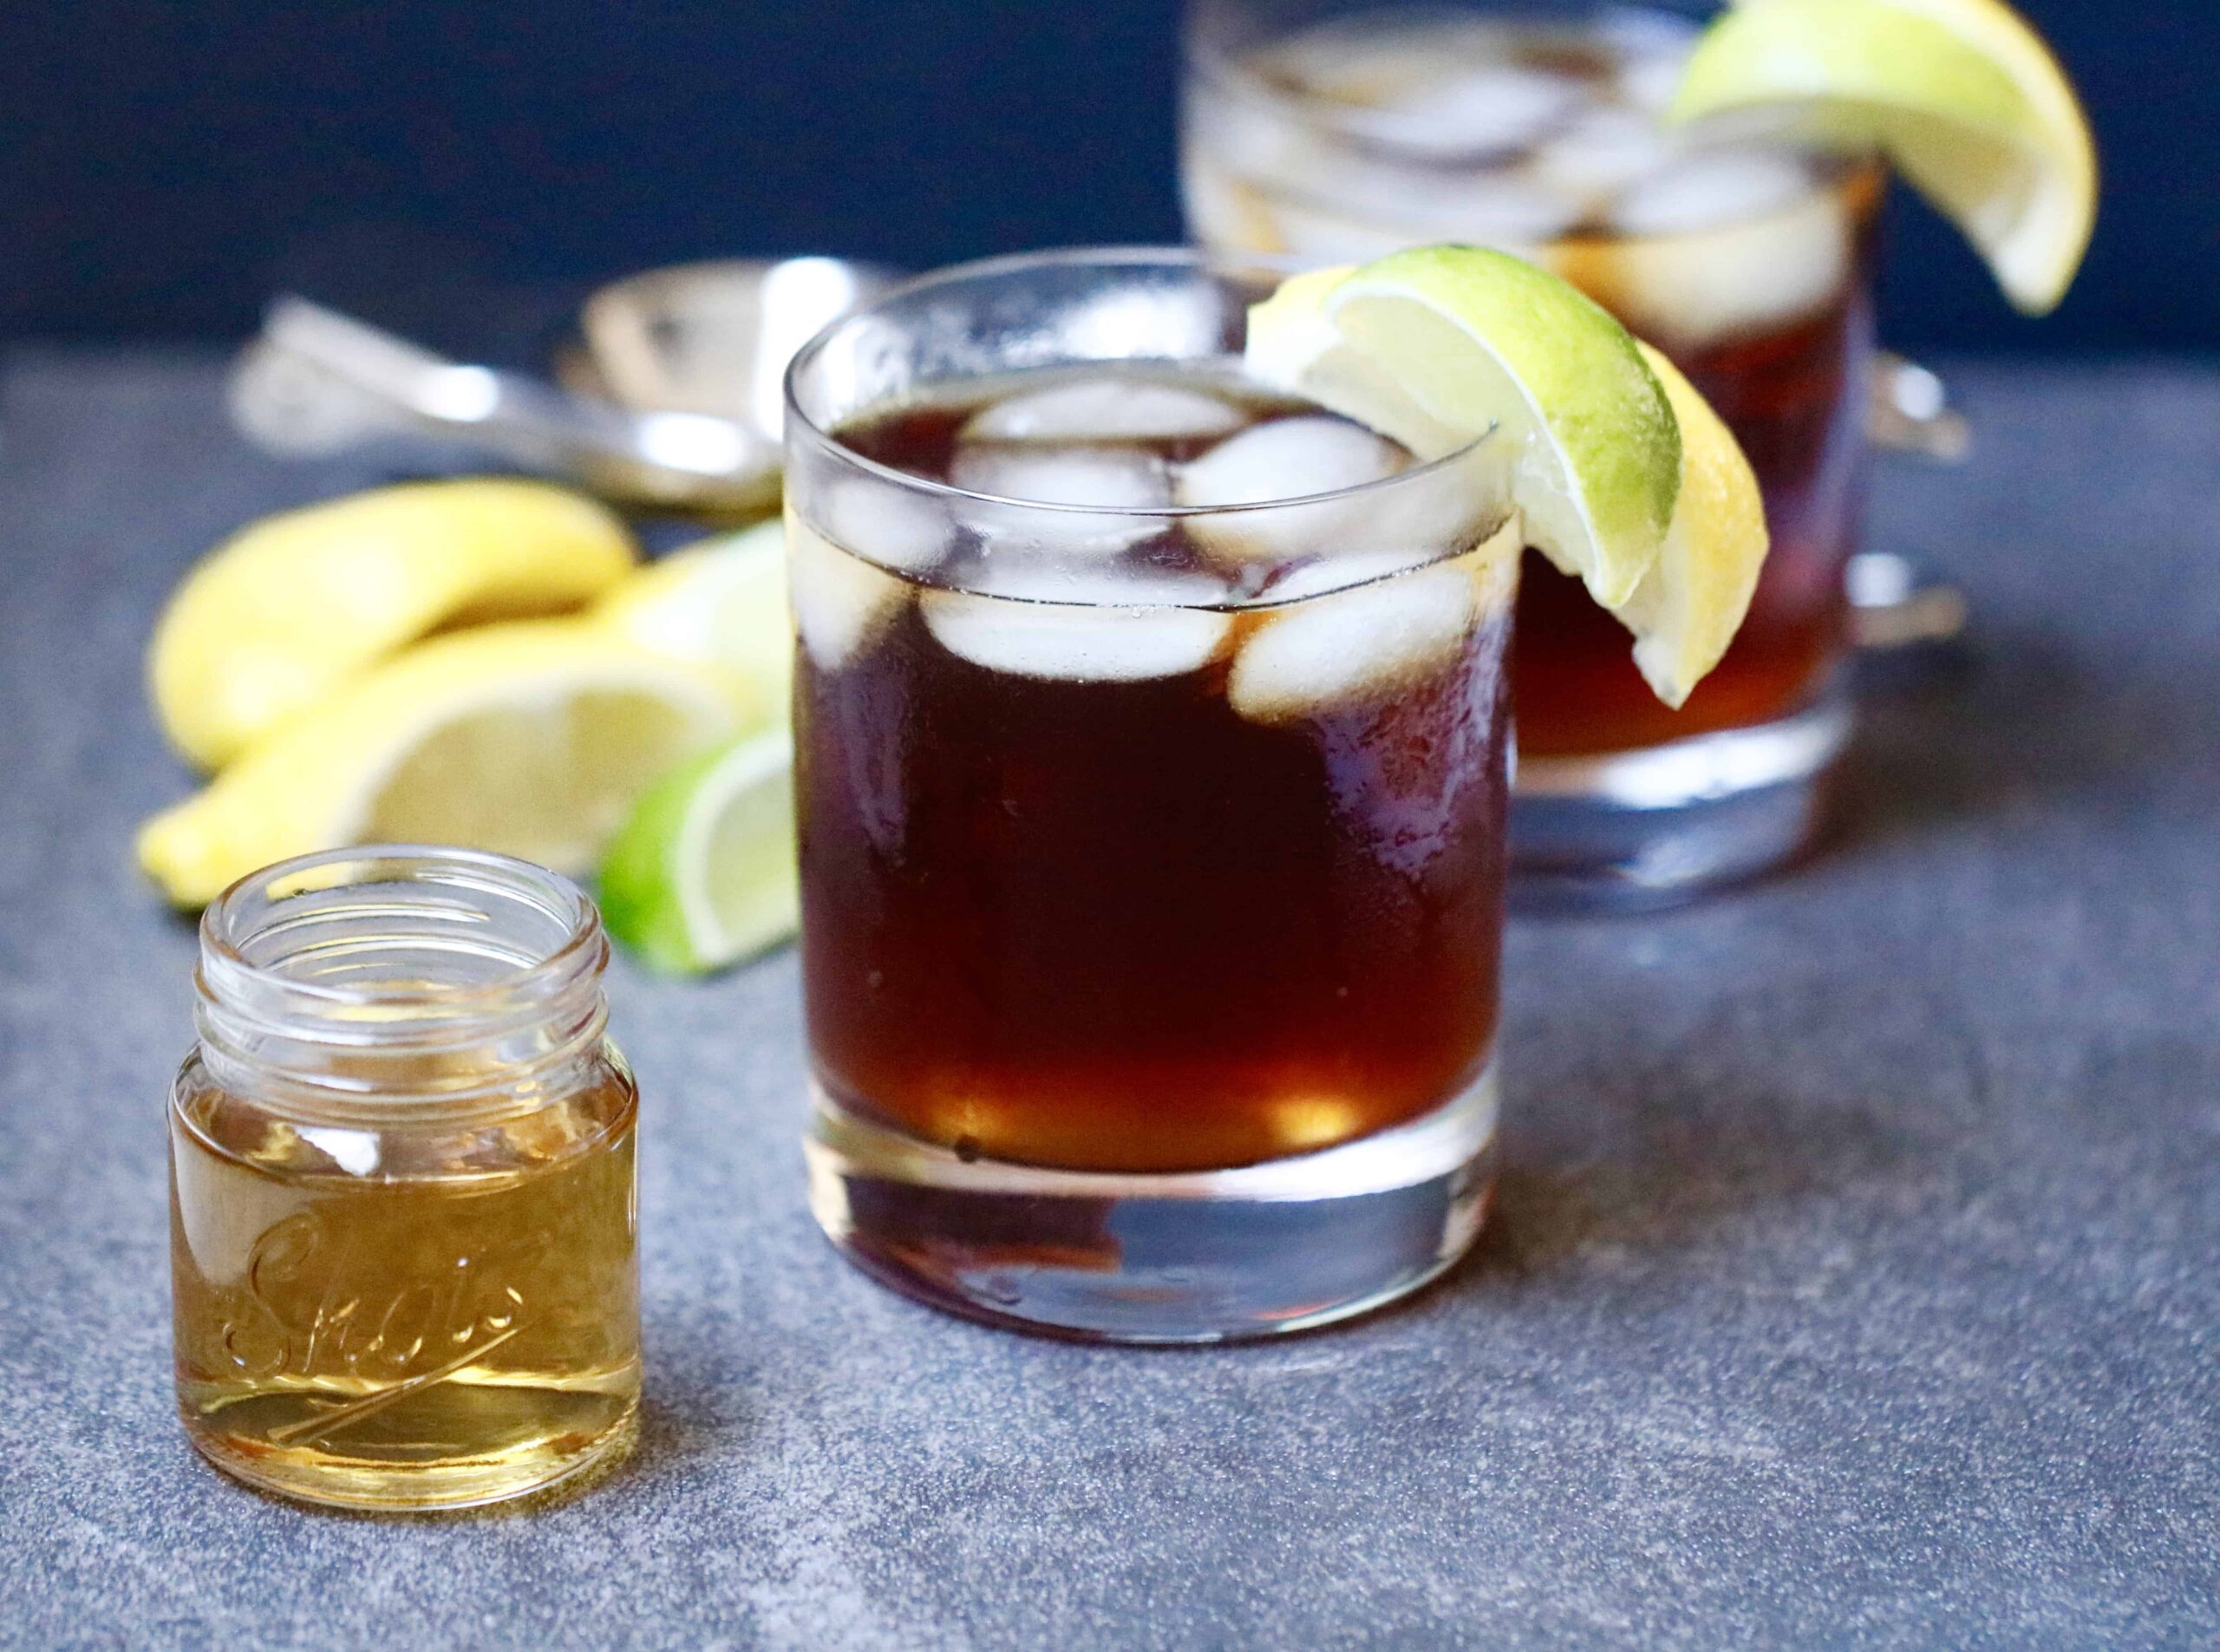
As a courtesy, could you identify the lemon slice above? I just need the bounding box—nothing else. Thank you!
[593,519,792,716]
[1672,0,2096,313]
[597,731,798,974]
[1248,245,1680,611]
[150,480,637,771]
[138,621,740,907]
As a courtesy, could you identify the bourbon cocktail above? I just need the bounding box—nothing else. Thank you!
[786,251,1516,1341]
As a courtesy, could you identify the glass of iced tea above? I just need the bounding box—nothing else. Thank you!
[1184,0,1882,903]
[786,250,1518,1342]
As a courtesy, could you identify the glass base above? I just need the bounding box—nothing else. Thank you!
[803,1061,1499,1344]
[1510,695,1850,911]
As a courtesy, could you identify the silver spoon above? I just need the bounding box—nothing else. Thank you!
[229,257,892,513]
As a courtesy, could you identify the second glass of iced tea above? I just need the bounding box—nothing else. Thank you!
[787,250,1517,1342]
[1185,0,1883,903]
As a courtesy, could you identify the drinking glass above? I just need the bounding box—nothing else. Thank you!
[785,250,1516,1341]
[1183,0,1885,903]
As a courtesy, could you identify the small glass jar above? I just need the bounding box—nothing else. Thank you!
[169,846,642,1511]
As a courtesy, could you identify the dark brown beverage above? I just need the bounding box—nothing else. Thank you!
[791,371,1513,1174]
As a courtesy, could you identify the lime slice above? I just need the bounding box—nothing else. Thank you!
[593,519,791,719]
[150,480,637,771]
[1250,246,1768,704]
[597,732,798,974]
[1671,0,2097,313]
[1247,245,1680,611]
[136,621,740,907]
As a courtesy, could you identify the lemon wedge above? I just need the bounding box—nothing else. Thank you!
[150,480,637,770]
[138,621,740,907]
[1672,0,2097,313]
[598,731,798,975]
[592,519,792,715]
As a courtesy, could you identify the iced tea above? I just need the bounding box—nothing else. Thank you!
[793,369,1514,1175]
[787,251,1518,1338]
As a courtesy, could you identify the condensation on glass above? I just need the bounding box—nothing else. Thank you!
[169,846,641,1511]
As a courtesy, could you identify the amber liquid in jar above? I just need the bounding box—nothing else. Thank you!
[171,1062,638,1509]
[171,847,642,1511]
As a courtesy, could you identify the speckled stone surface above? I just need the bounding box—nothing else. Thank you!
[0,354,2215,1649]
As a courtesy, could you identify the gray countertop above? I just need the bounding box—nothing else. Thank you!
[1,353,2215,1649]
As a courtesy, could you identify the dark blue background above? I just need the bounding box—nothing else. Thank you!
[2,0,2210,351]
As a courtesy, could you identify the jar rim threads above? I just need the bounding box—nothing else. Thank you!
[193,845,612,1120]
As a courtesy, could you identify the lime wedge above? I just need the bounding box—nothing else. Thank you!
[1249,246,1766,704]
[1672,0,2097,313]
[597,731,798,975]
[1248,245,1680,611]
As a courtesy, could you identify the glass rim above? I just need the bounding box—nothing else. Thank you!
[782,244,1498,520]
[1181,0,1707,97]
[198,843,604,1013]
[1179,0,1885,251]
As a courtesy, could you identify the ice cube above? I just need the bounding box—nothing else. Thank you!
[920,590,1231,682]
[1179,418,1402,508]
[1280,131,1585,245]
[1246,465,1512,603]
[953,444,1173,557]
[962,378,1246,444]
[1176,416,1405,567]
[1556,173,1850,348]
[951,444,1172,511]
[1180,153,1303,259]
[1257,193,1433,265]
[1376,170,1588,244]
[1607,147,1815,237]
[1185,91,1316,184]
[819,478,951,574]
[1290,517,1518,615]
[788,514,909,671]
[1531,108,1675,205]
[1590,7,1698,109]
[1354,65,1583,157]
[957,550,1232,611]
[1615,43,1693,114]
[1228,561,1484,723]
[1256,166,1579,261]
[1257,548,1442,608]
[1264,16,1476,106]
